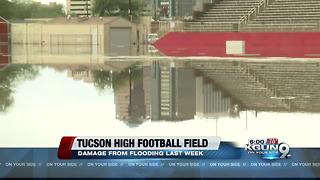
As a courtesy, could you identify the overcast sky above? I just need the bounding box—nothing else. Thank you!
[34,0,66,6]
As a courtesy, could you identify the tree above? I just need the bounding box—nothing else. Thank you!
[0,0,64,20]
[0,65,39,112]
[92,66,142,92]
[0,0,14,19]
[30,3,65,18]
[92,0,143,21]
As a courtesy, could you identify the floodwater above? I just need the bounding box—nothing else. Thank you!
[1,44,320,148]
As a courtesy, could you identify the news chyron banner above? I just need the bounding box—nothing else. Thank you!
[2,136,320,178]
[58,136,221,160]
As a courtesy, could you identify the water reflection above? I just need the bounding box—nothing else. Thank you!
[1,47,320,147]
[192,60,320,112]
[2,59,320,119]
[9,43,158,64]
[0,65,38,112]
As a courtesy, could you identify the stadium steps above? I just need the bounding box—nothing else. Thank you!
[184,0,264,32]
[192,61,320,112]
[241,0,320,31]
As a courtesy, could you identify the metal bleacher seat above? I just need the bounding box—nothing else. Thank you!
[185,0,261,32]
[183,0,320,32]
[191,61,320,112]
[242,0,320,31]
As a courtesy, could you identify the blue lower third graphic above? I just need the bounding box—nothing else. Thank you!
[72,143,240,159]
[0,145,320,178]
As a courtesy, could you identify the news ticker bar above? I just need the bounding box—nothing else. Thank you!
[2,161,320,168]
[58,136,221,159]
[1,148,320,178]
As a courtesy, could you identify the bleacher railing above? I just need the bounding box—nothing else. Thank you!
[242,19,320,32]
[157,21,238,34]
[238,0,274,30]
[156,20,320,33]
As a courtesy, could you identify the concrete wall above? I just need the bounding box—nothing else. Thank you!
[10,44,106,64]
[11,17,137,56]
[11,23,43,44]
[154,32,320,58]
[12,23,104,45]
[42,24,104,55]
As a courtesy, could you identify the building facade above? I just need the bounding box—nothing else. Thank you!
[195,76,234,118]
[151,0,214,20]
[149,61,196,121]
[114,68,147,127]
[67,0,93,17]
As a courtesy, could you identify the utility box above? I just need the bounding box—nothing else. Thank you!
[226,40,245,55]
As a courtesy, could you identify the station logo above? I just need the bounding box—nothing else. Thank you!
[245,138,291,160]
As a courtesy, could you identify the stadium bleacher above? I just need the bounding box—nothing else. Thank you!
[186,0,320,32]
[191,60,320,112]
[242,0,320,31]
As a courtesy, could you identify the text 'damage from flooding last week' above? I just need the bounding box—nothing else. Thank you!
[58,136,221,159]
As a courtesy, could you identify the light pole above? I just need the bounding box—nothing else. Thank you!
[85,0,89,17]
[129,0,133,21]
[154,0,157,20]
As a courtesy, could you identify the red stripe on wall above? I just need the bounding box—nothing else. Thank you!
[154,32,320,58]
[0,18,9,65]
[0,45,9,65]
[0,20,8,34]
